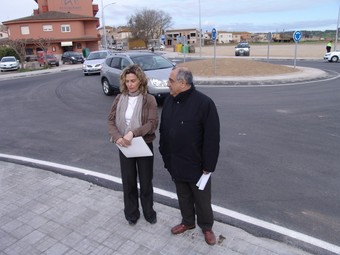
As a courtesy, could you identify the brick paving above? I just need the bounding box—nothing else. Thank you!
[0,161,315,255]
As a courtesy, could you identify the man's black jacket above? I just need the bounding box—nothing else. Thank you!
[159,85,220,182]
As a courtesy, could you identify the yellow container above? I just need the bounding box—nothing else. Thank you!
[176,44,182,52]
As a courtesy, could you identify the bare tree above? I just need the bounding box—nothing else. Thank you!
[1,39,29,69]
[128,9,172,47]
[32,37,52,67]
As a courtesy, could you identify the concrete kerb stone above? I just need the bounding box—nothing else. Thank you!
[194,67,339,86]
[0,64,81,81]
[161,51,338,85]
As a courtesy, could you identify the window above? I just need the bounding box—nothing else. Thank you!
[21,26,30,35]
[121,59,130,70]
[109,57,121,69]
[61,24,71,33]
[43,25,53,32]
[25,48,34,55]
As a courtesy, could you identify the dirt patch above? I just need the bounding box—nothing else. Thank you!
[177,58,298,77]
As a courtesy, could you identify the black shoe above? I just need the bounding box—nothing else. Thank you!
[128,219,137,225]
[145,211,157,224]
[149,217,157,224]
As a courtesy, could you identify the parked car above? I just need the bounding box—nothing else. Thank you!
[61,51,84,64]
[82,50,114,76]
[0,56,20,72]
[148,44,165,51]
[235,42,250,56]
[324,50,340,62]
[114,43,123,50]
[100,52,175,102]
[37,52,59,67]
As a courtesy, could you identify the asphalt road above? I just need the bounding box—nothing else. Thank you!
[0,60,340,249]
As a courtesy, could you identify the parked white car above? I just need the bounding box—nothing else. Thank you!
[0,56,20,72]
[82,50,114,76]
[324,51,340,62]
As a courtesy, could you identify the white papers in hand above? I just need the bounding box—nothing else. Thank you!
[196,173,211,190]
[116,137,153,158]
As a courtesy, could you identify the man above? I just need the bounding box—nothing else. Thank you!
[326,41,332,53]
[159,67,220,245]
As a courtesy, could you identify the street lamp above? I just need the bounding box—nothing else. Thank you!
[198,0,202,57]
[101,0,116,50]
[335,0,340,51]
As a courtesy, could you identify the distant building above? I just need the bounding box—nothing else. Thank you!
[97,26,132,49]
[251,33,269,43]
[164,28,200,46]
[217,31,233,43]
[2,0,99,57]
[0,24,9,40]
[231,32,251,42]
[167,29,253,45]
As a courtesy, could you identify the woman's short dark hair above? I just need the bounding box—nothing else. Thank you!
[120,64,148,94]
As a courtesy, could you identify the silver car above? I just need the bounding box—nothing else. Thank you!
[100,52,175,102]
[82,50,114,76]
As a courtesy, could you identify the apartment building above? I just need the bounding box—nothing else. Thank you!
[2,0,99,57]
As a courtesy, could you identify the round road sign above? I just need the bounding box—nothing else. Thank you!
[293,31,302,42]
[211,28,217,41]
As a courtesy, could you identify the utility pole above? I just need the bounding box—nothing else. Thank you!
[101,0,116,50]
[199,0,202,57]
[335,0,340,51]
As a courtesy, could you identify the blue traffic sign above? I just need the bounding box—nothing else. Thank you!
[211,28,217,41]
[267,32,272,41]
[293,31,302,42]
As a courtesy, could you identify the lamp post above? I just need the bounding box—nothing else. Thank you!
[335,0,340,51]
[101,0,116,50]
[198,0,202,57]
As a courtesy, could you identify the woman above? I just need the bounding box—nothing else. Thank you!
[108,64,158,225]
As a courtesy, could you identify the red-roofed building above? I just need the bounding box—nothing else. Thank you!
[2,0,100,57]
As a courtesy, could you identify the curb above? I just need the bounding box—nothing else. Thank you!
[194,68,339,86]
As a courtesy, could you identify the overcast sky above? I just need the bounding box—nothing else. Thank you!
[1,0,339,33]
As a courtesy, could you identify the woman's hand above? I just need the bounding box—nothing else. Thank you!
[116,131,134,147]
[123,131,134,142]
[116,137,131,147]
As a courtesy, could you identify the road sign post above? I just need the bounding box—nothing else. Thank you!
[267,32,272,62]
[212,28,217,74]
[293,31,302,68]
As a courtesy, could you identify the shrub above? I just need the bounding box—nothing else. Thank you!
[0,46,20,60]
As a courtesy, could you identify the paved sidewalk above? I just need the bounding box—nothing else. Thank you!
[0,161,314,255]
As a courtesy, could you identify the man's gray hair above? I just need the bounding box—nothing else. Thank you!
[175,67,194,86]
